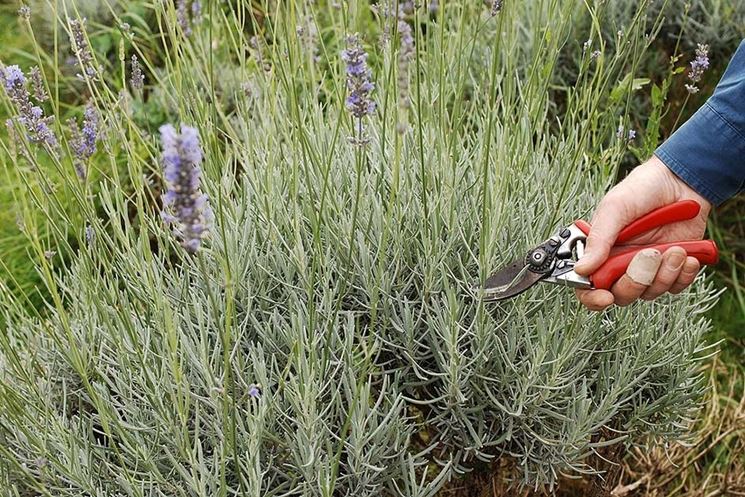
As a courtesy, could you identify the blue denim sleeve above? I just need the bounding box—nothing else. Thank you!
[655,40,745,205]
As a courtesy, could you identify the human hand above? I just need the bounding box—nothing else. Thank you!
[574,156,711,311]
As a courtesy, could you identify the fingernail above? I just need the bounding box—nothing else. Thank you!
[667,251,686,270]
[626,249,662,286]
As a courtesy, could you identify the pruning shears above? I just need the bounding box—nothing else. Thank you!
[480,200,719,301]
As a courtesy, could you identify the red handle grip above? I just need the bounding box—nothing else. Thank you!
[616,200,701,243]
[573,200,701,241]
[591,240,718,290]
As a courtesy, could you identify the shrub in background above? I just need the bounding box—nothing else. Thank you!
[0,0,722,495]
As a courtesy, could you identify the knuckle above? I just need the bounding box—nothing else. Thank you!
[656,271,678,287]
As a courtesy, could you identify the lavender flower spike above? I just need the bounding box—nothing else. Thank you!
[342,35,376,119]
[177,0,201,36]
[69,18,98,79]
[396,21,415,134]
[160,124,212,253]
[685,43,709,94]
[29,67,47,102]
[1,65,58,150]
[490,0,502,16]
[68,103,99,179]
[341,35,376,144]
[130,54,144,91]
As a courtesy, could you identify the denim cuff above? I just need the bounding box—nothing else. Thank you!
[655,102,745,205]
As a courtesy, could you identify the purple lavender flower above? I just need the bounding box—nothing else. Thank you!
[1,65,58,149]
[296,17,320,61]
[85,223,95,245]
[342,35,376,124]
[396,22,414,134]
[616,124,636,142]
[397,22,414,107]
[248,384,262,399]
[490,0,502,16]
[29,67,47,102]
[401,0,415,15]
[68,103,99,179]
[160,124,212,253]
[69,18,98,79]
[177,0,201,36]
[2,65,26,96]
[130,54,144,91]
[685,43,709,94]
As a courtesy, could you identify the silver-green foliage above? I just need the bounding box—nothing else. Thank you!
[0,0,719,495]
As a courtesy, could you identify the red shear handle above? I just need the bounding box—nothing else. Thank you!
[616,200,700,243]
[591,240,719,290]
[574,200,701,241]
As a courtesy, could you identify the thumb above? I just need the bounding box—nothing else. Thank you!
[574,193,634,276]
[575,157,679,277]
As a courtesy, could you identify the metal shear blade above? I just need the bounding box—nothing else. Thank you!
[481,259,546,300]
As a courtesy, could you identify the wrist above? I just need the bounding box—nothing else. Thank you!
[646,155,712,216]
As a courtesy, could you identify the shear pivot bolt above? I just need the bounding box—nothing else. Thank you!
[530,249,546,266]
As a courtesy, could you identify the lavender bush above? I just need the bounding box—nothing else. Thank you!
[0,1,722,495]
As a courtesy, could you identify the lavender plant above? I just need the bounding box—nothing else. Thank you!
[0,0,723,495]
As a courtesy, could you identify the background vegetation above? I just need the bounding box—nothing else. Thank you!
[0,0,742,495]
